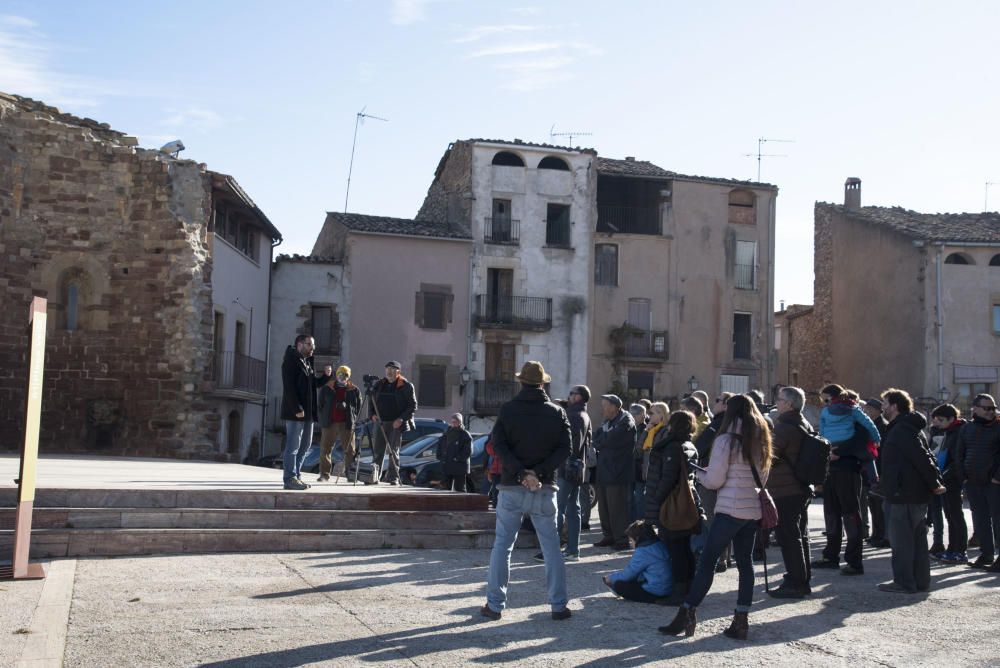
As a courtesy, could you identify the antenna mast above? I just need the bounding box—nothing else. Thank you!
[345,106,388,213]
[743,137,794,182]
[550,124,593,147]
[986,180,998,212]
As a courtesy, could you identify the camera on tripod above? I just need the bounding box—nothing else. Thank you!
[362,373,381,393]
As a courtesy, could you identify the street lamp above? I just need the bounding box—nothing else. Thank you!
[687,375,699,393]
[938,386,950,402]
[459,366,472,395]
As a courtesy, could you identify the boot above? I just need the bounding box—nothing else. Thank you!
[658,606,696,636]
[722,611,748,640]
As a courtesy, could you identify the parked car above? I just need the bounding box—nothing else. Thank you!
[296,418,449,477]
[414,433,489,492]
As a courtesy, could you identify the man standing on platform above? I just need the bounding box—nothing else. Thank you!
[317,365,361,482]
[482,361,572,621]
[280,335,329,491]
[370,361,417,485]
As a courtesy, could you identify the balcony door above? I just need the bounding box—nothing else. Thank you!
[627,298,651,355]
[492,198,512,243]
[487,268,514,322]
[485,342,516,382]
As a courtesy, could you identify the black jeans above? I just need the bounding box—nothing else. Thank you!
[775,493,811,589]
[661,533,696,589]
[611,579,661,603]
[868,485,886,541]
[440,474,467,492]
[822,469,864,570]
[885,501,930,592]
[596,484,630,543]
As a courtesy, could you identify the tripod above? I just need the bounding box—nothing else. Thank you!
[340,384,392,486]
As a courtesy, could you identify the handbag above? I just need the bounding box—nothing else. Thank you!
[749,461,778,530]
[565,456,586,485]
[659,457,700,531]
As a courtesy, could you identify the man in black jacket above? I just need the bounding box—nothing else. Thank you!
[369,361,417,485]
[928,404,968,563]
[317,365,362,482]
[483,361,572,621]
[593,394,637,551]
[280,335,329,490]
[436,413,472,492]
[558,385,591,561]
[877,388,946,593]
[956,393,1000,571]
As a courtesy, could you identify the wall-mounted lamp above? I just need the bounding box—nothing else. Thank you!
[687,375,700,393]
[459,366,472,395]
[938,386,950,402]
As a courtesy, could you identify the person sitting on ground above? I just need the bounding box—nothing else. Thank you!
[602,520,672,603]
[436,413,472,492]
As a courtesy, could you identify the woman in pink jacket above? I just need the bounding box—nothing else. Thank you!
[659,394,773,640]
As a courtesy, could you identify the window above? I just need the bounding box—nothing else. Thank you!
[415,286,453,330]
[990,254,1000,267]
[538,156,570,171]
[213,311,225,353]
[720,374,750,394]
[728,190,755,225]
[733,312,752,359]
[310,305,339,355]
[735,240,757,289]
[546,203,571,247]
[994,304,1000,334]
[215,204,260,263]
[945,253,973,265]
[492,151,525,167]
[66,281,80,331]
[419,364,447,407]
[627,370,655,399]
[234,321,246,355]
[595,244,619,286]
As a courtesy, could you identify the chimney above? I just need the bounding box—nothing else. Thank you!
[844,177,861,209]
[625,156,635,162]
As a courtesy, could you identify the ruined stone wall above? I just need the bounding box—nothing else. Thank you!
[415,140,473,227]
[0,94,219,458]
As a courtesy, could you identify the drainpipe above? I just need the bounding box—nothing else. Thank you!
[260,236,282,462]
[466,246,475,418]
[935,244,944,400]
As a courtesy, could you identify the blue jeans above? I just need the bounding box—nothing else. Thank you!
[283,420,313,483]
[487,485,567,613]
[685,513,759,613]
[557,478,581,555]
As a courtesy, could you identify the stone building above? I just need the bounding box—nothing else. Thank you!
[0,93,280,459]
[791,178,1000,408]
[587,157,778,403]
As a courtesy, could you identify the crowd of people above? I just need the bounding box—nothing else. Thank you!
[481,360,1000,639]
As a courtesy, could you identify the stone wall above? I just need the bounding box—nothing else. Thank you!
[0,94,220,458]
[415,140,473,227]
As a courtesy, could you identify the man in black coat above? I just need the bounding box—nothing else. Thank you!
[280,335,329,490]
[369,361,417,485]
[483,361,572,621]
[877,388,946,593]
[592,394,637,551]
[436,413,472,492]
[956,393,1000,571]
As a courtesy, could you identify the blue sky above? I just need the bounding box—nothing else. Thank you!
[3,1,999,307]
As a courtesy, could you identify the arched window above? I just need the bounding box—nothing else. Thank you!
[538,156,570,171]
[492,151,525,167]
[728,189,755,225]
[227,410,241,453]
[57,268,92,331]
[944,252,974,265]
[66,281,80,331]
[989,253,1000,267]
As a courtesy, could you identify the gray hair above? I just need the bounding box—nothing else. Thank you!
[779,386,805,411]
[628,403,647,420]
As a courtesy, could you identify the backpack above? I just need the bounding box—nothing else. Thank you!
[794,428,832,486]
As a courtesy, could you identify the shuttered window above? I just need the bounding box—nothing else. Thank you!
[595,244,618,286]
[419,364,447,407]
[311,306,340,355]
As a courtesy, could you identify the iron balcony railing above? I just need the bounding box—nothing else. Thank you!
[545,219,572,247]
[473,380,520,414]
[484,217,520,245]
[210,351,267,394]
[596,205,662,235]
[734,262,756,290]
[475,294,553,331]
[615,330,669,360]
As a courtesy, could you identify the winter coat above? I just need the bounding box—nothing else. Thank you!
[491,387,571,485]
[820,398,881,445]
[594,410,637,486]
[643,430,704,537]
[607,538,672,597]
[436,426,473,475]
[699,430,769,521]
[694,412,724,466]
[560,402,592,482]
[633,424,647,482]
[317,381,362,429]
[957,416,1000,485]
[767,409,811,499]
[929,419,965,488]
[279,345,325,422]
[881,411,942,505]
[369,375,417,431]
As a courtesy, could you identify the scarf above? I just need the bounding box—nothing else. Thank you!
[642,423,664,450]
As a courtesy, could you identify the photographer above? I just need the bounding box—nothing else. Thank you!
[369,361,417,485]
[317,365,361,482]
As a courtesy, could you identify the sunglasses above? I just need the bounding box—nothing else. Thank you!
[976,404,998,411]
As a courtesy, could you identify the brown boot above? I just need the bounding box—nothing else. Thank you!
[658,605,696,636]
[722,611,748,640]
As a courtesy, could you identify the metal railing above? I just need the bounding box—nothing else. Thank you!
[474,294,553,330]
[545,220,572,247]
[473,380,520,414]
[484,217,520,245]
[734,263,756,290]
[597,205,661,235]
[210,351,267,394]
[615,330,669,359]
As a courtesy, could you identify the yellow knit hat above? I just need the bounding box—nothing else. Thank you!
[336,365,351,378]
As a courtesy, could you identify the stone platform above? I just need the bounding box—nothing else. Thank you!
[0,455,525,558]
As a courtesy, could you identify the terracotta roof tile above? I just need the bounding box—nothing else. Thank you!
[325,212,472,240]
[823,204,1000,242]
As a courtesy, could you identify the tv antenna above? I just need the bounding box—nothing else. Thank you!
[986,180,998,212]
[550,124,592,147]
[344,106,388,213]
[743,137,794,182]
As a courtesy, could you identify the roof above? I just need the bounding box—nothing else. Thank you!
[325,212,472,240]
[275,254,340,264]
[597,157,776,189]
[820,203,1000,243]
[209,172,282,242]
[466,138,597,155]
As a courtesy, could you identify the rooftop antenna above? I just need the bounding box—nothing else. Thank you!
[986,180,998,212]
[743,137,794,182]
[550,124,592,147]
[344,106,388,213]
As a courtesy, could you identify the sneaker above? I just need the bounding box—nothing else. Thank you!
[969,555,994,569]
[811,559,839,569]
[592,537,615,548]
[940,551,968,564]
[295,477,312,489]
[283,479,308,491]
[840,564,864,576]
[929,543,946,558]
[878,582,916,594]
[987,559,1000,573]
[551,608,572,620]
[768,585,808,599]
[562,551,580,562]
[715,559,728,573]
[480,605,501,621]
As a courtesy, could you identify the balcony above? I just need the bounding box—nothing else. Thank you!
[474,380,520,414]
[612,328,669,360]
[209,351,267,398]
[484,217,520,245]
[597,205,661,235]
[475,294,553,331]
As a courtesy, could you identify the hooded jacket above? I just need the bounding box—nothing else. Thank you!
[957,416,1000,485]
[491,386,571,485]
[928,418,965,487]
[820,397,881,445]
[559,401,592,481]
[279,345,325,422]
[643,429,704,536]
[880,411,942,505]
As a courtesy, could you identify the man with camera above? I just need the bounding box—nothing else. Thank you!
[317,365,362,482]
[369,361,417,485]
